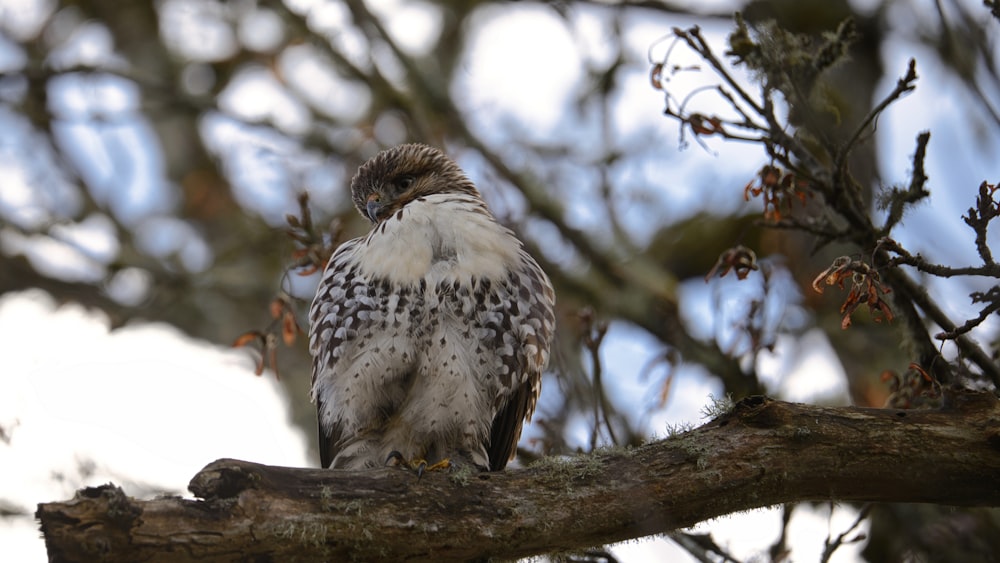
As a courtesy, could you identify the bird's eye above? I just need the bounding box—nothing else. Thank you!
[395,175,415,190]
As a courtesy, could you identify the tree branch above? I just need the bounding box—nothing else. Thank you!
[840,60,918,182]
[37,395,1000,562]
[879,260,1000,387]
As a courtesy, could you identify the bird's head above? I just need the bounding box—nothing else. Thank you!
[350,144,478,224]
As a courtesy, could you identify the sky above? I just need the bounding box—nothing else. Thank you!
[0,290,310,560]
[2,0,999,561]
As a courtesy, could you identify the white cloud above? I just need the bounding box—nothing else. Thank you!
[458,5,582,135]
[0,290,308,561]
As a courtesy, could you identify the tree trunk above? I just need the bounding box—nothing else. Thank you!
[36,394,1000,562]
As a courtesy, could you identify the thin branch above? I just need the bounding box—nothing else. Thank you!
[679,26,766,116]
[582,313,618,448]
[881,237,1000,278]
[880,130,931,235]
[881,262,1000,386]
[820,504,872,563]
[667,531,741,563]
[964,181,1000,265]
[935,287,1000,341]
[840,60,919,176]
[769,503,794,562]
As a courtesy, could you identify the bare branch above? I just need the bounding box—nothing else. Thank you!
[935,287,1000,341]
[880,237,1000,278]
[964,181,1000,265]
[38,395,1000,562]
[880,263,1000,387]
[841,60,919,179]
[821,504,872,563]
[880,130,931,235]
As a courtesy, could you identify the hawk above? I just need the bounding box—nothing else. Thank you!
[308,144,555,471]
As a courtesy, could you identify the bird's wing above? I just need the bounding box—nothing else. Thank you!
[486,250,556,470]
[309,237,371,469]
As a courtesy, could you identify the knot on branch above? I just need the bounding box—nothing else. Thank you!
[189,458,261,500]
[735,395,769,410]
[81,484,140,524]
[718,395,792,429]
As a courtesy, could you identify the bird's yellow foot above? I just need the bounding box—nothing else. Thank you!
[415,458,451,479]
[384,451,451,478]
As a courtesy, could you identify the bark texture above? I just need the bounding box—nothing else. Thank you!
[37,395,1000,562]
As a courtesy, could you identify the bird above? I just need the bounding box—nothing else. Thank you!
[308,143,555,472]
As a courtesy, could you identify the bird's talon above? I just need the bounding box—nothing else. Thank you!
[383,454,450,478]
[385,450,406,467]
[416,458,451,479]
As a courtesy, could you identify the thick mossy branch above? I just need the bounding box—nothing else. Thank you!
[37,395,1000,562]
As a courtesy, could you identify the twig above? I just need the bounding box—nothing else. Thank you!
[678,26,766,116]
[768,503,794,562]
[667,531,741,563]
[880,130,931,235]
[839,60,919,173]
[581,311,618,448]
[964,181,1000,265]
[820,504,872,563]
[880,238,1000,278]
[935,287,1000,341]
[883,264,1000,386]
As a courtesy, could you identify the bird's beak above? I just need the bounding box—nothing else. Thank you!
[366,194,382,223]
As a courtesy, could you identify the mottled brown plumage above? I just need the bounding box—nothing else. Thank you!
[309,144,555,471]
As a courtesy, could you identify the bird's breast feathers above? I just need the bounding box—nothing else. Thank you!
[352,193,521,284]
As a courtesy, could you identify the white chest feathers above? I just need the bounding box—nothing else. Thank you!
[353,193,521,283]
